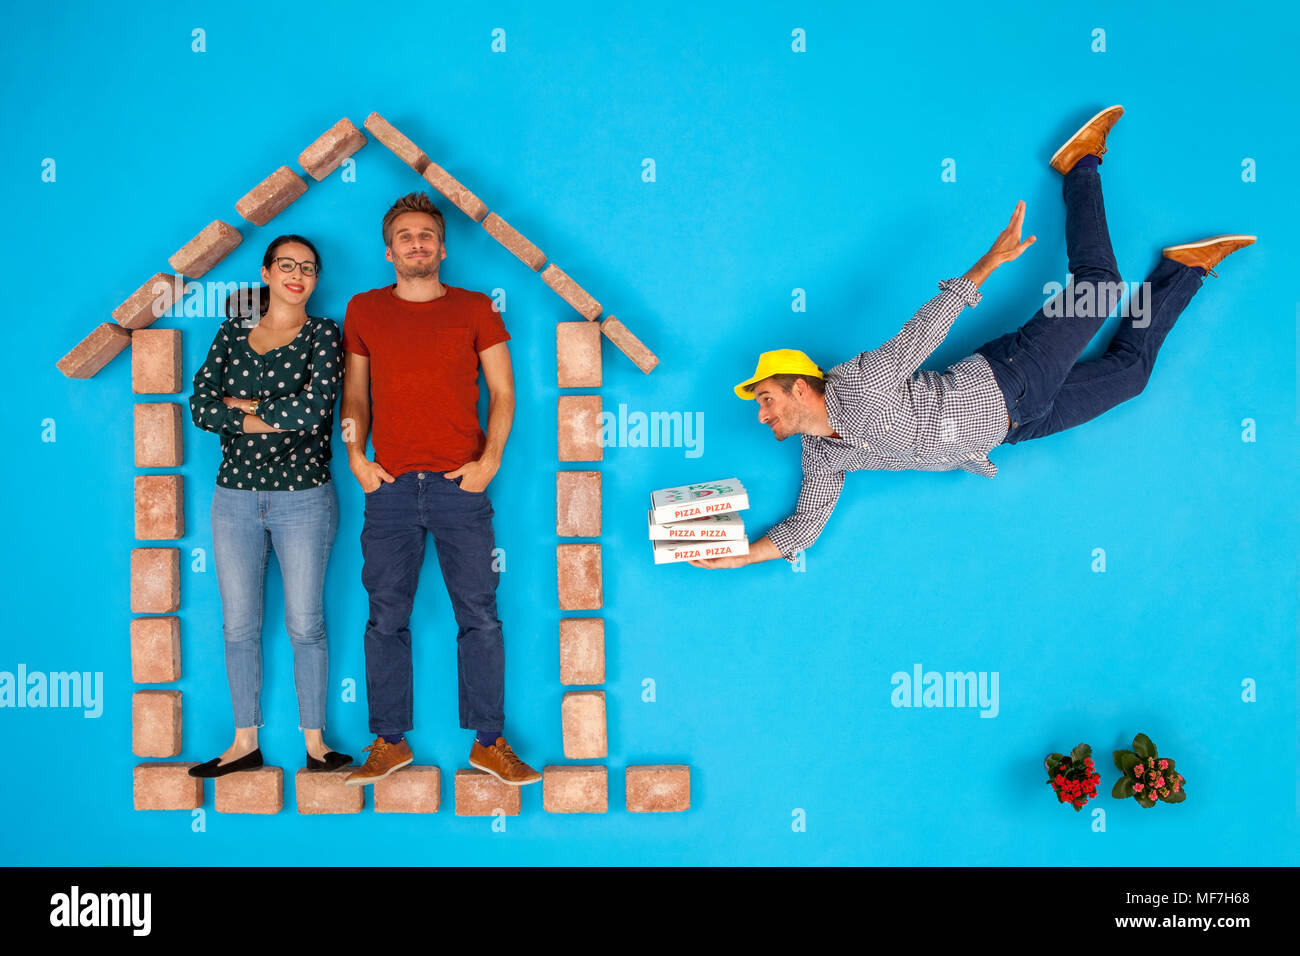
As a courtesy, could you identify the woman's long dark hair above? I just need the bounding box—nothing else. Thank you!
[224,234,323,321]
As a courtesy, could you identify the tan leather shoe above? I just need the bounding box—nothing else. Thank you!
[1162,235,1256,277]
[469,736,542,786]
[343,736,413,786]
[1050,105,1124,174]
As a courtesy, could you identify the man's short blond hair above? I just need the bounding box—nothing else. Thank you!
[382,192,446,247]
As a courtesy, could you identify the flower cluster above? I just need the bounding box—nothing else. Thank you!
[1044,744,1102,811]
[1112,734,1187,808]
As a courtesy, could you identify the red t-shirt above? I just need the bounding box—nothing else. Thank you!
[342,284,510,476]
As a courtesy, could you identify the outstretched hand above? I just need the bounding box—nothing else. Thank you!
[987,200,1036,265]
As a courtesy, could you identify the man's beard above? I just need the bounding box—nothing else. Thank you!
[394,255,440,280]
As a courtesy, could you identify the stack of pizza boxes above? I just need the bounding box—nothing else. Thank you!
[648,478,750,564]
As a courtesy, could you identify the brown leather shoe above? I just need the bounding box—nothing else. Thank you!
[1050,105,1124,174]
[469,737,542,786]
[343,736,413,786]
[1162,234,1256,277]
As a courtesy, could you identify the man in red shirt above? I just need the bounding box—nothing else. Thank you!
[340,192,540,786]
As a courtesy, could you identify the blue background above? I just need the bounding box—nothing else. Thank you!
[2,0,1296,865]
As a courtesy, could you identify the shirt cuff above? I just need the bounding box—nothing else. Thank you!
[223,405,246,434]
[764,524,801,564]
[938,276,981,308]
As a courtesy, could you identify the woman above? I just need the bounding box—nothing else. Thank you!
[188,235,352,776]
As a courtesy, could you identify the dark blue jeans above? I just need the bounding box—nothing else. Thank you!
[977,164,1205,443]
[360,470,504,737]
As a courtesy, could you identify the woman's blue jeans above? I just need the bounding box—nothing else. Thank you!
[977,164,1205,443]
[210,482,338,730]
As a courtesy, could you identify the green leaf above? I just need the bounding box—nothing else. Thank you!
[1164,789,1186,804]
[1135,793,1157,809]
[1112,776,1134,799]
[1045,753,1065,774]
[1071,743,1092,764]
[1133,733,1156,759]
[1113,749,1135,771]
[1162,758,1176,772]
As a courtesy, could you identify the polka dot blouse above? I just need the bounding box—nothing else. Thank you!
[189,315,342,491]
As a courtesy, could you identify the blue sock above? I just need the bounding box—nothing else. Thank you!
[1190,265,1206,277]
[476,730,501,747]
[380,733,404,745]
[1070,154,1100,171]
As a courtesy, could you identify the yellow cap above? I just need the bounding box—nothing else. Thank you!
[734,349,823,400]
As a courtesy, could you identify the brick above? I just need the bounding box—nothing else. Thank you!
[374,766,441,813]
[626,765,691,812]
[135,475,184,540]
[299,117,367,181]
[56,323,131,379]
[295,768,364,814]
[215,767,283,814]
[169,220,242,278]
[364,112,430,174]
[556,470,601,537]
[132,689,181,757]
[556,321,601,387]
[561,691,607,759]
[541,264,601,320]
[557,543,602,611]
[134,403,183,467]
[559,618,604,685]
[235,165,307,226]
[600,316,659,374]
[543,765,608,813]
[130,616,180,683]
[131,547,180,613]
[131,328,182,394]
[112,273,185,330]
[422,161,487,222]
[482,213,545,270]
[453,769,522,816]
[133,763,203,810]
[558,395,602,461]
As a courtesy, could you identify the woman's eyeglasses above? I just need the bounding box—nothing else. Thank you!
[271,257,319,277]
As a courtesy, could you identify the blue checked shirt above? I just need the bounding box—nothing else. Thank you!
[765,277,1010,562]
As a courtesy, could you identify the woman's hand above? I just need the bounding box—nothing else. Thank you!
[222,396,255,414]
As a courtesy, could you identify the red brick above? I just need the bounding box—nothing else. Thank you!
[169,220,242,278]
[295,768,364,814]
[557,543,602,611]
[132,689,181,757]
[135,475,184,540]
[561,690,607,759]
[482,213,545,270]
[422,161,487,222]
[600,316,659,374]
[453,769,521,816]
[556,470,600,537]
[56,323,131,379]
[215,767,283,814]
[133,763,203,810]
[374,766,441,813]
[559,618,604,685]
[299,117,367,181]
[131,328,182,394]
[235,165,307,226]
[130,616,180,683]
[131,548,180,613]
[134,403,183,468]
[364,112,430,174]
[543,765,608,813]
[625,765,691,812]
[558,395,603,461]
[541,264,602,320]
[112,273,185,330]
[556,321,602,387]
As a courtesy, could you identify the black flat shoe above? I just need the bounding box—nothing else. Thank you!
[188,748,264,778]
[305,750,352,771]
